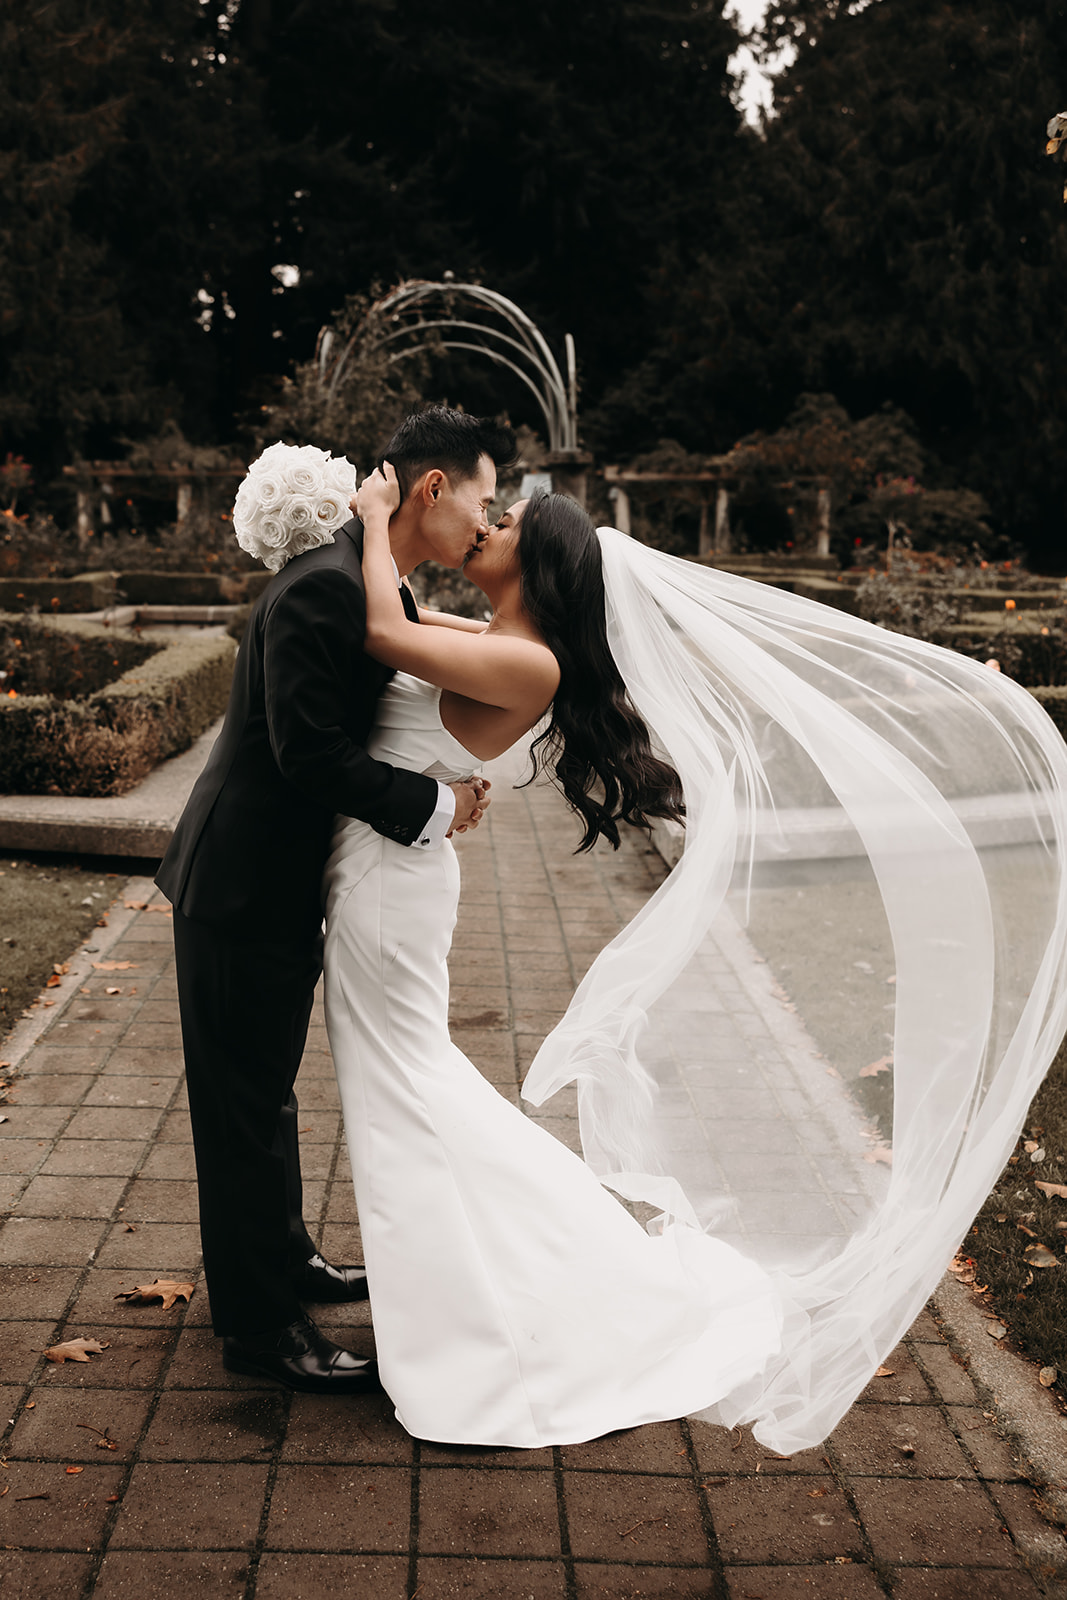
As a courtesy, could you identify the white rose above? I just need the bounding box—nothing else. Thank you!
[252,441,291,473]
[256,513,290,552]
[254,475,284,509]
[327,453,356,487]
[288,461,325,496]
[314,493,346,528]
[284,495,317,530]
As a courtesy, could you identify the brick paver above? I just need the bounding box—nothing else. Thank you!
[1,776,1065,1597]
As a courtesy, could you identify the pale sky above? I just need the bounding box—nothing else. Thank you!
[724,0,788,126]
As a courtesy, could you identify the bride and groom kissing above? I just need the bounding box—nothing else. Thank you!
[157,404,747,1446]
[156,401,1067,1452]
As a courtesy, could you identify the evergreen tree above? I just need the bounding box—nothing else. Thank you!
[599,0,1067,564]
[0,3,147,457]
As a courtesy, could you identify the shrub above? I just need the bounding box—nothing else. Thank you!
[933,621,1067,689]
[1027,686,1067,741]
[854,572,963,637]
[0,615,235,796]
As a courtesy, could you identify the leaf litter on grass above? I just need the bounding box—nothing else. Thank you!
[966,1044,1067,1389]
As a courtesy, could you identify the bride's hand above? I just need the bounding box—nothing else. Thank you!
[354,462,402,523]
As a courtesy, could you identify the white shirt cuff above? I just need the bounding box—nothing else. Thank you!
[411,780,457,850]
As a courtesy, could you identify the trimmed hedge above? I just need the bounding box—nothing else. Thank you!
[0,569,275,613]
[1028,686,1067,742]
[0,614,235,796]
[117,570,273,606]
[933,619,1067,688]
[0,573,118,613]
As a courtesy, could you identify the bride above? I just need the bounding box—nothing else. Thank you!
[324,465,1067,1452]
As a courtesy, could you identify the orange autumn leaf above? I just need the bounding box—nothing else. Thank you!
[115,1279,194,1311]
[1035,1181,1067,1201]
[91,961,138,971]
[44,1337,109,1364]
[864,1145,893,1165]
[1024,1243,1060,1269]
[859,1056,892,1079]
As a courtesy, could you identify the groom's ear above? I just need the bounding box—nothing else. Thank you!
[419,469,446,507]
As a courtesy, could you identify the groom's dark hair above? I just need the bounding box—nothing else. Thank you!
[379,405,517,501]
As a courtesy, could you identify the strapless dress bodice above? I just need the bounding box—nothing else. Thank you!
[367,672,480,784]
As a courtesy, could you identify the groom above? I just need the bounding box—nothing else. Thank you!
[157,406,517,1391]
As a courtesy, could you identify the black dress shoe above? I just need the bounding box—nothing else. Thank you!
[293,1252,370,1304]
[222,1313,381,1394]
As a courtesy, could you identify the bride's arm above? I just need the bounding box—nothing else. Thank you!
[408,592,489,633]
[358,468,558,714]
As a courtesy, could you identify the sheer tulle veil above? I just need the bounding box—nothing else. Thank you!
[523,528,1067,1453]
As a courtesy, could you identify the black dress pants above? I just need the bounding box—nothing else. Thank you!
[172,907,322,1335]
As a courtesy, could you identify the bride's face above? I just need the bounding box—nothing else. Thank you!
[463,498,526,586]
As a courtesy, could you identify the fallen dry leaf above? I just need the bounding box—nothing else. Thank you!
[874,1365,895,1378]
[114,1279,194,1312]
[987,1321,1008,1340]
[860,1056,892,1079]
[1024,1140,1040,1153]
[105,986,121,996]
[864,1146,893,1165]
[75,1422,117,1451]
[65,1466,83,1475]
[44,1338,109,1364]
[1039,1366,1058,1387]
[1024,1243,1060,1269]
[91,961,138,971]
[1036,1181,1067,1201]
[949,1255,977,1284]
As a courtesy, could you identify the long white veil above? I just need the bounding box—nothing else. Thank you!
[523,529,1067,1453]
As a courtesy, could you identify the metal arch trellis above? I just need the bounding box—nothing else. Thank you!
[320,280,580,455]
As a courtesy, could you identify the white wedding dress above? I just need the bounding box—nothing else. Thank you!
[323,533,1067,1455]
[322,671,783,1448]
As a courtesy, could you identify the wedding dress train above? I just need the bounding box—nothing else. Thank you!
[323,672,783,1448]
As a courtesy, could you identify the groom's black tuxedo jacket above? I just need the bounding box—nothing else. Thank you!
[156,518,438,940]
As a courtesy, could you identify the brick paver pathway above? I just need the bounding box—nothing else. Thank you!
[2,775,1065,1598]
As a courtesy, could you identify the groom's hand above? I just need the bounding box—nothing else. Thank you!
[447,777,491,836]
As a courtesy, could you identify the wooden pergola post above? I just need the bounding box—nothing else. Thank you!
[714,486,731,555]
[608,484,632,535]
[816,484,832,558]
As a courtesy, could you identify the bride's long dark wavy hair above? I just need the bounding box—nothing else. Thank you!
[517,492,685,852]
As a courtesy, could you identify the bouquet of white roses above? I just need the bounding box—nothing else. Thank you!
[233,442,357,573]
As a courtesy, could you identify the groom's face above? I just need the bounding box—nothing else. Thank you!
[422,454,497,569]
